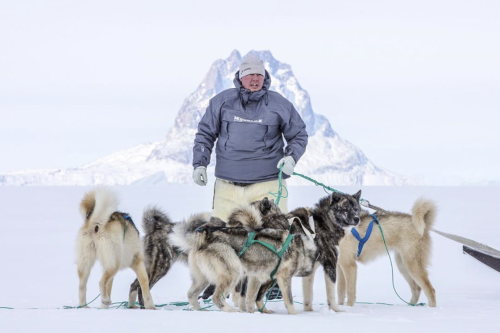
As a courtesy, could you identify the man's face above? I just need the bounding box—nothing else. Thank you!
[240,73,264,92]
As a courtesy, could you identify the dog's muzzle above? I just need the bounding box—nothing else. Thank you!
[349,216,360,226]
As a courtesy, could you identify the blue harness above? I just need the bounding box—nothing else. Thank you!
[350,214,379,257]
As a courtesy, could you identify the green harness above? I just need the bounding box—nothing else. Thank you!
[238,231,294,279]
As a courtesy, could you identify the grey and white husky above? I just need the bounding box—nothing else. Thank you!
[337,199,437,307]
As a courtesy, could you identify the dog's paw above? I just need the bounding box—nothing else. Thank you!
[304,303,313,312]
[221,306,240,313]
[191,304,202,311]
[261,307,275,314]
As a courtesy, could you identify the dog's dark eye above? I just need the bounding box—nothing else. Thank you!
[95,226,99,233]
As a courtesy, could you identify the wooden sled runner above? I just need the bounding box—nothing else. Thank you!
[463,246,500,273]
[432,229,500,273]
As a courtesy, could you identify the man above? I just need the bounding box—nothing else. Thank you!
[192,53,308,221]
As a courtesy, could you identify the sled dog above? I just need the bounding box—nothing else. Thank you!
[227,198,299,312]
[75,187,155,309]
[128,206,196,306]
[337,199,437,307]
[295,190,363,312]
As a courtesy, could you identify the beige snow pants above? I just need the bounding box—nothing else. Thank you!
[212,178,288,221]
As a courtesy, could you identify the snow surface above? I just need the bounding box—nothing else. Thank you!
[0,186,499,332]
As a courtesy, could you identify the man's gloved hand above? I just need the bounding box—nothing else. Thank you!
[193,166,208,186]
[277,156,296,176]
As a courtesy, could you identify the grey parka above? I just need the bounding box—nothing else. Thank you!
[192,70,308,183]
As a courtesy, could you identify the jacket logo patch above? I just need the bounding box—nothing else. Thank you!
[234,116,263,124]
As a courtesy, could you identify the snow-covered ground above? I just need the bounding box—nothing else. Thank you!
[0,185,498,332]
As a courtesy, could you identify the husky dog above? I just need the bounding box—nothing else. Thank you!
[128,207,207,306]
[337,199,437,307]
[75,188,155,309]
[170,204,318,314]
[295,190,362,312]
[227,198,293,312]
[197,197,289,308]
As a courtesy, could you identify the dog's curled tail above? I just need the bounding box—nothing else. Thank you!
[228,205,263,230]
[79,187,119,227]
[412,198,437,236]
[169,213,211,252]
[142,205,174,236]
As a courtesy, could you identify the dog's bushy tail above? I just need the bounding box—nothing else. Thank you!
[142,205,174,236]
[412,198,437,236]
[228,205,262,230]
[79,187,119,227]
[169,213,211,252]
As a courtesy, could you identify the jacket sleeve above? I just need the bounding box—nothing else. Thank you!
[281,104,308,163]
[192,99,221,168]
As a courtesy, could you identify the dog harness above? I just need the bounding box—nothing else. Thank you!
[287,216,315,241]
[351,214,379,257]
[121,214,135,240]
[238,231,294,280]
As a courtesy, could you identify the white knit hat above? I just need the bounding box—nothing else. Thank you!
[239,54,265,79]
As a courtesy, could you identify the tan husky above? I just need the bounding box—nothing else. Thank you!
[337,198,437,307]
[75,187,155,309]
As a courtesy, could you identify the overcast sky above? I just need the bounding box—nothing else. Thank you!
[1,0,499,183]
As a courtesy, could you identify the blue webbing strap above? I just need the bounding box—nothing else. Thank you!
[351,214,379,257]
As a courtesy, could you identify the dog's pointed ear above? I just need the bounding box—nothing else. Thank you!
[261,197,271,214]
[329,192,342,205]
[353,190,362,202]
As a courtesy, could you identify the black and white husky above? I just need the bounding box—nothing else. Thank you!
[128,208,198,306]
[290,190,363,312]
